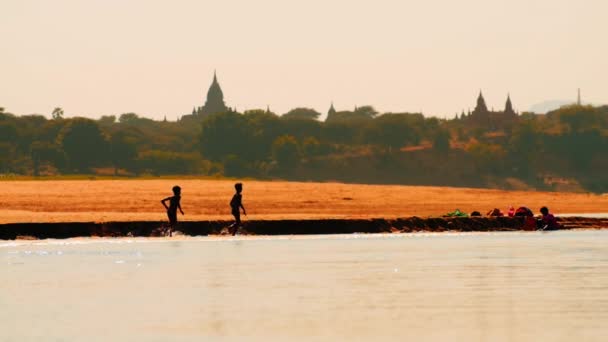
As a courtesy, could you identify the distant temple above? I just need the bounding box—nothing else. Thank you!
[465,91,518,130]
[182,71,229,121]
[327,102,336,117]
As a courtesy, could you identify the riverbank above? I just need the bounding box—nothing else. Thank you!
[2,216,608,239]
[1,179,608,224]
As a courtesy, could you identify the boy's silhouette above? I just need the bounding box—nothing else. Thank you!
[161,185,184,237]
[229,183,246,235]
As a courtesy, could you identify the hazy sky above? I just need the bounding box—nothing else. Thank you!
[1,0,606,120]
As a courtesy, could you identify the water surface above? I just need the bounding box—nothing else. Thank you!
[2,231,608,341]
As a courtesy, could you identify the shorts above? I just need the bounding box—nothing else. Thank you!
[167,211,178,225]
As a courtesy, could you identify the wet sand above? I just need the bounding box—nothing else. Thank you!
[2,216,608,240]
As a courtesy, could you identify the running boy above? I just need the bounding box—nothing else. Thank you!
[229,183,246,235]
[161,185,184,236]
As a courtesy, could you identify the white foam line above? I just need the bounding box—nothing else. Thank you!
[0,230,568,248]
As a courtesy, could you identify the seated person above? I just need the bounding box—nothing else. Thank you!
[515,206,533,217]
[486,208,504,217]
[514,206,536,230]
[538,206,560,230]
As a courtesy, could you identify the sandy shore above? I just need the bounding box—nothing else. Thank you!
[0,179,606,224]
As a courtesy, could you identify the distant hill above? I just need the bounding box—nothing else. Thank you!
[529,100,607,114]
[528,100,572,114]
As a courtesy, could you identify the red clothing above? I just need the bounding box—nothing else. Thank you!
[541,213,559,230]
[508,207,515,217]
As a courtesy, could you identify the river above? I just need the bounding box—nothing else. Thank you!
[2,230,608,341]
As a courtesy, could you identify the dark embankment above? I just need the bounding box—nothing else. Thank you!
[2,217,608,240]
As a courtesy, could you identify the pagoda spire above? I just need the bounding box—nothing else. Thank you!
[505,93,515,115]
[200,71,228,116]
[328,102,336,116]
[475,90,488,113]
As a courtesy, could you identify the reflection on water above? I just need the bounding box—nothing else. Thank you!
[561,213,608,218]
[2,231,608,341]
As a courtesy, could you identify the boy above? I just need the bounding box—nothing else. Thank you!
[538,206,559,230]
[229,183,246,235]
[161,185,184,237]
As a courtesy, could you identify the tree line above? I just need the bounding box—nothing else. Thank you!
[0,104,606,192]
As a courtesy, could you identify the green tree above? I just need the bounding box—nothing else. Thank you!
[222,154,249,177]
[244,110,282,160]
[243,109,269,116]
[58,118,109,171]
[558,105,604,133]
[136,150,207,175]
[0,121,18,142]
[110,128,139,175]
[0,142,16,172]
[508,121,541,178]
[30,141,66,175]
[282,117,322,140]
[38,120,67,143]
[119,113,140,124]
[365,114,422,150]
[302,136,322,157]
[99,115,117,126]
[433,129,451,154]
[509,121,539,155]
[272,135,301,169]
[354,105,379,118]
[282,107,321,121]
[52,107,64,120]
[467,143,506,173]
[199,112,251,161]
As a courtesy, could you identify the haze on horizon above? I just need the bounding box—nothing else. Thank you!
[1,0,606,120]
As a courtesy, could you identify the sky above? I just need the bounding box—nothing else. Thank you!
[1,0,606,120]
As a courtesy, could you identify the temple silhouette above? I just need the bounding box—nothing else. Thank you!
[181,73,519,131]
[464,91,519,130]
[182,71,230,121]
